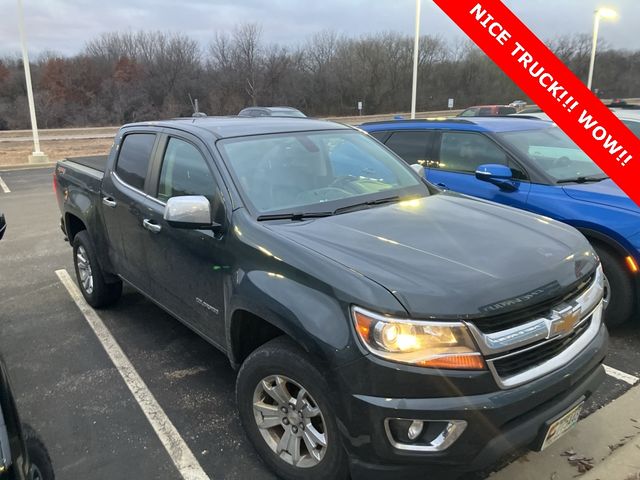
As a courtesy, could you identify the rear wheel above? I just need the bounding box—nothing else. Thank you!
[594,245,635,326]
[236,337,349,480]
[72,231,122,308]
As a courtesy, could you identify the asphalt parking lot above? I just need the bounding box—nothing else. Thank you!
[0,166,639,480]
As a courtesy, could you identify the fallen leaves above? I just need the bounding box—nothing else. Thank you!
[561,449,594,474]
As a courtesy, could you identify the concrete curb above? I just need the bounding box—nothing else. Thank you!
[489,383,640,479]
[581,433,640,480]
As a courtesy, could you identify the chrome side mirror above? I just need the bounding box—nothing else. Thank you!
[164,196,217,229]
[410,163,425,177]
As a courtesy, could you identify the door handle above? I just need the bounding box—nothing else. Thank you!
[142,219,162,234]
[436,183,448,190]
[102,196,117,208]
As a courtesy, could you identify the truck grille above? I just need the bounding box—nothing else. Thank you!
[470,273,594,334]
[491,314,592,378]
[467,265,604,389]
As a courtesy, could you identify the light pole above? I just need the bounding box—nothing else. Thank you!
[587,7,618,92]
[17,0,47,164]
[410,0,421,119]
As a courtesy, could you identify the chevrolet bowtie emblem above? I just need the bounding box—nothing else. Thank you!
[550,307,582,337]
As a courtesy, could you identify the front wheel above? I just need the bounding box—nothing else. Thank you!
[595,245,635,327]
[236,337,349,480]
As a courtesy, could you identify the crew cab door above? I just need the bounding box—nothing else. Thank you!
[140,133,228,347]
[100,130,159,291]
[427,131,531,208]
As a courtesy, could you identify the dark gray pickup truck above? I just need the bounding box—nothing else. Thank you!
[54,117,607,480]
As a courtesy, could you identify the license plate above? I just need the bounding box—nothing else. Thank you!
[540,402,583,451]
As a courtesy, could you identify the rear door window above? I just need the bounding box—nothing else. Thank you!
[384,131,435,166]
[369,131,388,142]
[115,133,156,190]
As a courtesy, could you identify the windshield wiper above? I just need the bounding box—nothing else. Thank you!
[332,195,401,215]
[257,211,334,221]
[556,175,609,184]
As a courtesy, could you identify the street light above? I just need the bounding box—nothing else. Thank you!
[16,0,47,164]
[587,7,618,91]
[410,0,421,119]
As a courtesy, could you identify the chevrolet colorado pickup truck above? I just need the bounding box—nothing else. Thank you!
[54,117,607,480]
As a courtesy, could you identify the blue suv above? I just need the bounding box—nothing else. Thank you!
[361,117,640,326]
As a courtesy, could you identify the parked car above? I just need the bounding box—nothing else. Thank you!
[361,117,640,326]
[0,357,54,480]
[607,99,640,110]
[0,220,55,480]
[238,106,306,118]
[458,105,517,117]
[512,110,640,138]
[509,100,527,111]
[55,117,607,480]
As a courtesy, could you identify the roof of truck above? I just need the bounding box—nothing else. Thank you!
[123,116,350,139]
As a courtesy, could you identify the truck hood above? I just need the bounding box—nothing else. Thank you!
[562,179,640,213]
[268,193,597,318]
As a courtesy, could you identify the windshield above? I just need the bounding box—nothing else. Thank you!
[496,126,605,182]
[218,130,427,215]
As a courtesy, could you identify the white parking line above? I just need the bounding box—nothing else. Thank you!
[55,269,210,480]
[603,364,639,385]
[0,175,10,193]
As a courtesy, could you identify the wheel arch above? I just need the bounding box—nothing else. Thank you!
[65,212,87,242]
[227,308,290,368]
[577,226,640,314]
[576,226,633,259]
[225,296,342,371]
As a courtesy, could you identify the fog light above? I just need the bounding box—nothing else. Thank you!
[407,420,424,440]
[385,418,467,452]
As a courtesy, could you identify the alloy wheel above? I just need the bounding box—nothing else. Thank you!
[76,246,94,295]
[252,374,327,468]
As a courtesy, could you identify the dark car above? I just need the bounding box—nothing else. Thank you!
[54,117,606,480]
[0,220,54,480]
[458,105,517,117]
[0,357,54,480]
[238,106,306,118]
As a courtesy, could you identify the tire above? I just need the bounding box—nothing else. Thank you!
[72,231,122,308]
[236,337,349,480]
[22,424,55,480]
[595,245,635,327]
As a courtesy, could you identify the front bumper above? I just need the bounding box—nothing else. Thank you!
[335,323,608,480]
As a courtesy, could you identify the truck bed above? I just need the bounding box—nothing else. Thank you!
[65,155,109,173]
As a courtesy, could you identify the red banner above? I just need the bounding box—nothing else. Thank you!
[433,0,640,205]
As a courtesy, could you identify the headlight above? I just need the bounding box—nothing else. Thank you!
[352,306,485,370]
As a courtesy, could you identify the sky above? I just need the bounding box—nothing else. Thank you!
[0,0,638,57]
